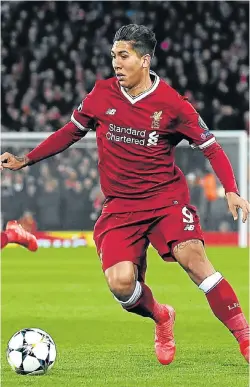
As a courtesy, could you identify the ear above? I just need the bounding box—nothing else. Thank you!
[142,54,151,69]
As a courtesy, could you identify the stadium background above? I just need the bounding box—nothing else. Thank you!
[1,2,249,387]
[1,1,249,242]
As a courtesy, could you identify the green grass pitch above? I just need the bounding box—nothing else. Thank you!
[1,246,249,387]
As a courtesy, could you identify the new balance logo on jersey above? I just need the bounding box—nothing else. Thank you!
[106,108,116,115]
[184,224,195,231]
[147,131,159,146]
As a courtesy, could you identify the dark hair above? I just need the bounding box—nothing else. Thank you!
[113,24,157,58]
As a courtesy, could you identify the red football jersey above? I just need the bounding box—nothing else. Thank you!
[71,71,215,213]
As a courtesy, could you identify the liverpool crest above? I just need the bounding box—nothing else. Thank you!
[151,111,162,129]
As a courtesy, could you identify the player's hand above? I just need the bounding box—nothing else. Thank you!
[0,152,29,171]
[226,192,250,223]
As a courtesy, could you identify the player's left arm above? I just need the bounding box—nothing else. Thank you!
[173,95,250,223]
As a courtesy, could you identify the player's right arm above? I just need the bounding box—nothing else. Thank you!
[0,84,98,171]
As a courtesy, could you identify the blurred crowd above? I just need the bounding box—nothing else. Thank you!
[1,1,248,232]
[1,146,104,231]
[1,143,239,232]
[1,1,249,133]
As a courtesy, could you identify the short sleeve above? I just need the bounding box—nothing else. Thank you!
[174,95,215,150]
[70,83,98,132]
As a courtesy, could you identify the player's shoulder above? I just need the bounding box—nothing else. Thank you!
[82,77,117,112]
[85,77,116,103]
[157,77,190,112]
[159,78,182,99]
[92,77,117,91]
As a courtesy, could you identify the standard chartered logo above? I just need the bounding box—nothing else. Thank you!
[147,131,159,146]
[106,124,159,146]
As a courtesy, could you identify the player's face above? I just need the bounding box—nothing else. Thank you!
[111,41,148,89]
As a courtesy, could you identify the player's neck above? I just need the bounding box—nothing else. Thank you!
[125,74,153,97]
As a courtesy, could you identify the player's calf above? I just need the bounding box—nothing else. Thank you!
[173,239,249,363]
[173,239,215,285]
[105,260,176,365]
[105,261,165,321]
[200,274,249,363]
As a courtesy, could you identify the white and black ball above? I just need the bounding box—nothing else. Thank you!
[7,328,56,375]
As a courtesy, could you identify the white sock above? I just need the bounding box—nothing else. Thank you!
[198,272,223,294]
[114,281,142,307]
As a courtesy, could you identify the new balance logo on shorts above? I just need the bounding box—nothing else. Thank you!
[184,224,195,231]
[106,108,116,115]
[147,131,159,146]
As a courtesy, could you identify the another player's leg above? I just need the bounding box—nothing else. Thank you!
[1,231,9,249]
[1,220,38,251]
[173,239,249,363]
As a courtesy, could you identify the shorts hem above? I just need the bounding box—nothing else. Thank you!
[170,237,204,257]
[102,257,140,272]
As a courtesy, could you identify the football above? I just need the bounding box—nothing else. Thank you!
[6,328,56,375]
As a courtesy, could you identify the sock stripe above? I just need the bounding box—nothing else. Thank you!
[198,272,223,293]
[204,277,223,294]
[114,281,142,307]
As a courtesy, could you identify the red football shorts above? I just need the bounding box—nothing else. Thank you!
[93,204,204,278]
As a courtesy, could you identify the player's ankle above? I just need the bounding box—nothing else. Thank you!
[232,324,249,344]
[153,302,165,323]
[225,313,249,343]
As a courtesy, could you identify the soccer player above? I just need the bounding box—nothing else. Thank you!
[1,220,38,251]
[1,24,249,364]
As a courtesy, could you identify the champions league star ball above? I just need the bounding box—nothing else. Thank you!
[6,328,56,375]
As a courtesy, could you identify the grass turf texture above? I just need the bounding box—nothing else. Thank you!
[1,246,249,387]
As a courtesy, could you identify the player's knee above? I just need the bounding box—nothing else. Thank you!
[105,262,136,301]
[107,274,136,301]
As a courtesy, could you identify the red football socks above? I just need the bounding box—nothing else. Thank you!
[1,231,9,249]
[124,282,163,322]
[205,278,249,343]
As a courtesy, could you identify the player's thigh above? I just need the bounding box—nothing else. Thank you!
[93,213,149,274]
[148,204,204,261]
